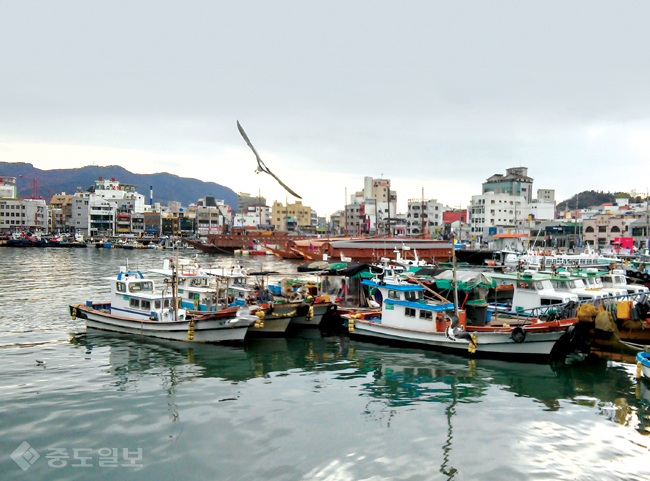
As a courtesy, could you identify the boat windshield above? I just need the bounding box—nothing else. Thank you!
[573,279,585,288]
[404,290,424,302]
[535,280,553,290]
[129,281,154,293]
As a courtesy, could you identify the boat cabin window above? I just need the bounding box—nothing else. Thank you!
[419,310,433,320]
[116,282,126,292]
[540,298,562,305]
[613,275,625,284]
[141,300,151,310]
[129,299,140,308]
[387,290,400,300]
[573,279,585,288]
[129,282,153,293]
[405,290,423,302]
[164,299,171,308]
[405,307,416,317]
[516,281,536,290]
[535,280,553,290]
[155,300,162,309]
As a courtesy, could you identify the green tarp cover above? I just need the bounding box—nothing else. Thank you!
[433,271,496,291]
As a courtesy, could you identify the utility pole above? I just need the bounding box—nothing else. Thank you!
[344,188,348,236]
[387,180,391,237]
[374,192,378,237]
[421,187,425,238]
[645,187,650,251]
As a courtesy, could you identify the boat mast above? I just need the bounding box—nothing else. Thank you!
[452,234,459,317]
[173,247,179,321]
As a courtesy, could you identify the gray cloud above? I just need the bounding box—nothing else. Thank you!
[1,1,650,210]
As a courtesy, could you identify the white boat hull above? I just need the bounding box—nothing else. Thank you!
[351,319,566,357]
[248,316,292,334]
[74,305,251,343]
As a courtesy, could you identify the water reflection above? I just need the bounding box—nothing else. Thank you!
[70,329,650,438]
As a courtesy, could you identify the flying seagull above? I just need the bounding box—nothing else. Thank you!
[237,120,302,199]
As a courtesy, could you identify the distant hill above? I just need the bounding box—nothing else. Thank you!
[557,190,646,212]
[557,191,615,212]
[0,162,238,209]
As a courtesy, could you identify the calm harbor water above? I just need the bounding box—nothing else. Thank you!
[1,247,650,480]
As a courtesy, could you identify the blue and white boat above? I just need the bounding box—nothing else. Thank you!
[344,277,577,359]
[69,265,257,343]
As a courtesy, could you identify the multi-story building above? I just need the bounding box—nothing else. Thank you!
[131,213,145,236]
[469,192,526,241]
[237,192,266,212]
[583,213,628,248]
[0,198,48,231]
[0,176,17,198]
[233,205,272,229]
[195,205,225,236]
[49,194,74,232]
[345,177,397,235]
[144,212,161,236]
[271,200,313,232]
[483,167,534,203]
[405,198,447,237]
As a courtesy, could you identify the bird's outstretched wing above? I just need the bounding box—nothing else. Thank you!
[237,120,302,199]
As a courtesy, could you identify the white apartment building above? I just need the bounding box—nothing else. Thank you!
[0,198,48,231]
[232,205,271,228]
[406,199,447,236]
[469,192,526,241]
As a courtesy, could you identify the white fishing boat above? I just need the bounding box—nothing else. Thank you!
[601,269,649,295]
[68,264,258,343]
[488,270,579,312]
[344,277,577,359]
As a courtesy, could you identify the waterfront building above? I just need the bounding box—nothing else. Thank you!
[271,200,312,232]
[0,198,48,231]
[232,205,272,230]
[49,194,74,231]
[144,212,161,236]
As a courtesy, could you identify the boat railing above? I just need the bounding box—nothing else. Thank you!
[502,291,650,324]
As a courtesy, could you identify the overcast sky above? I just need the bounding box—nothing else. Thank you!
[1,1,649,215]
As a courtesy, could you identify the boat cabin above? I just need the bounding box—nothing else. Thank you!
[489,271,578,311]
[109,268,186,322]
[544,271,608,302]
[601,269,649,294]
[361,279,454,331]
